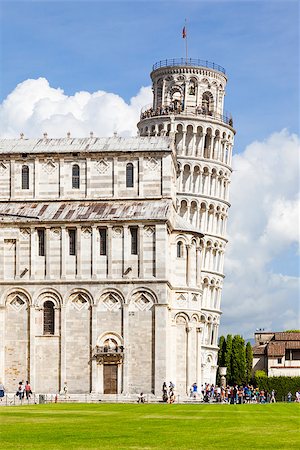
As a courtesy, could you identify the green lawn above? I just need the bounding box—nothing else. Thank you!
[0,403,299,449]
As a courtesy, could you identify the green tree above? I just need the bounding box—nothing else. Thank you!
[231,335,246,385]
[217,335,226,384]
[245,341,253,383]
[218,335,226,367]
[225,334,233,384]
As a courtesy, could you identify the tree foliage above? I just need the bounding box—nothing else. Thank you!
[254,375,300,401]
[224,334,232,383]
[231,335,246,385]
[245,342,253,383]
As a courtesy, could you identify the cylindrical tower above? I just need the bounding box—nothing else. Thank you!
[138,58,235,386]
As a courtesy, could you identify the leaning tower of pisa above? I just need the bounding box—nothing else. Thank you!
[138,58,235,384]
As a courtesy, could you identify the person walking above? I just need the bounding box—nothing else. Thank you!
[270,389,276,403]
[25,381,32,400]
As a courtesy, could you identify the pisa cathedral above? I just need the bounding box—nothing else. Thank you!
[0,59,234,397]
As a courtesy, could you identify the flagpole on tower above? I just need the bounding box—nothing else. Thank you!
[182,19,188,64]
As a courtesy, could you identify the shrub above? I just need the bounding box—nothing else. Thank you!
[254,375,300,401]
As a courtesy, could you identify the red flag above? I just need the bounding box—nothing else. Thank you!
[182,26,186,39]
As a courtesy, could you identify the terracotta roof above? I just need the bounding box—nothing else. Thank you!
[267,342,285,356]
[252,345,266,355]
[0,200,172,223]
[286,341,300,349]
[274,332,300,341]
[0,136,173,155]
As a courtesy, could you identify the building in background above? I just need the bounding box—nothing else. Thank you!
[252,331,300,377]
[0,58,234,397]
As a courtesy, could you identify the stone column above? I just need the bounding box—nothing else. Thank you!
[113,158,118,197]
[196,327,203,394]
[76,226,81,279]
[90,304,98,393]
[161,79,166,106]
[91,225,98,279]
[196,247,202,287]
[182,130,187,155]
[30,227,36,279]
[122,303,129,394]
[10,159,15,199]
[122,225,129,278]
[0,306,5,384]
[154,304,168,396]
[34,158,39,198]
[107,225,112,278]
[29,305,36,389]
[61,226,66,279]
[138,156,144,197]
[138,225,144,278]
[45,226,50,279]
[186,325,192,395]
[60,305,66,393]
[85,157,91,198]
[59,158,65,198]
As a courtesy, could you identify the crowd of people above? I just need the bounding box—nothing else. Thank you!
[159,382,300,404]
[140,103,183,120]
[200,383,277,404]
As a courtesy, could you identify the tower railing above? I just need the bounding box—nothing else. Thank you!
[152,58,226,74]
[140,105,233,127]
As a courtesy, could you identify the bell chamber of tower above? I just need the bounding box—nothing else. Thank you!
[138,58,235,381]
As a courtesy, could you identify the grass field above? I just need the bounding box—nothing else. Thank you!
[0,403,300,449]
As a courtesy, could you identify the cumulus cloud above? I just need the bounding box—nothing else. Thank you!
[221,130,300,338]
[0,78,152,138]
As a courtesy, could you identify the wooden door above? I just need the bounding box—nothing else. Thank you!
[103,364,118,394]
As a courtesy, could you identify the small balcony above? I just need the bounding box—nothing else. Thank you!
[93,345,124,364]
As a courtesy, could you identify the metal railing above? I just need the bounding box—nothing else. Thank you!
[140,105,233,127]
[152,58,226,74]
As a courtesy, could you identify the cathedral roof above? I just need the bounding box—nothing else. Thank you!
[0,199,172,223]
[0,136,173,155]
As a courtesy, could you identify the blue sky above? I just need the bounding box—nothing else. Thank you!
[0,0,299,151]
[0,0,299,337]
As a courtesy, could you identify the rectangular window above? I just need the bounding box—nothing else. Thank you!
[130,227,138,255]
[277,358,282,364]
[285,350,291,360]
[68,229,76,255]
[292,350,300,360]
[37,229,45,256]
[99,228,107,255]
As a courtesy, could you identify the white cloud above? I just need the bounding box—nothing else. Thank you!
[221,130,300,338]
[0,78,152,138]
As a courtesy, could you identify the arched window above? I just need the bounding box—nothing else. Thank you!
[22,165,29,189]
[43,301,55,335]
[126,163,134,188]
[177,241,183,258]
[202,92,214,114]
[72,164,80,189]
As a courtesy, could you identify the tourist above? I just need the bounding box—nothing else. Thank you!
[270,389,276,403]
[137,392,145,403]
[16,381,25,400]
[295,390,300,403]
[0,381,5,401]
[162,382,168,402]
[192,382,198,399]
[25,381,32,400]
[63,381,69,399]
[287,392,292,402]
[169,388,175,404]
